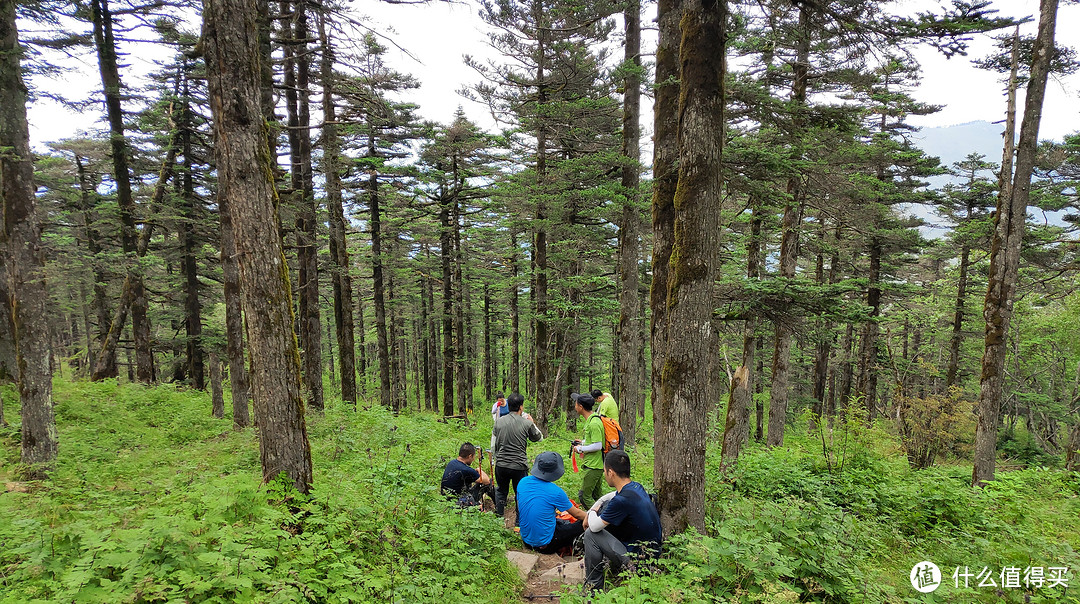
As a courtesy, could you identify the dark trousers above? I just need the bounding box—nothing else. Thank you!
[494,466,529,517]
[584,529,629,589]
[448,482,493,508]
[529,519,584,555]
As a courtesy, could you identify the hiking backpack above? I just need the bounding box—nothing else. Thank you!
[597,414,624,455]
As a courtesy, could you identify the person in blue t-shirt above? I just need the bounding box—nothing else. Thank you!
[516,451,586,554]
[440,442,492,507]
[582,449,662,590]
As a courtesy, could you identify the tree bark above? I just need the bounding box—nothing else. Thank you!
[74,155,112,370]
[653,0,725,536]
[210,353,225,418]
[282,0,323,412]
[509,230,521,394]
[531,0,551,431]
[1,0,58,474]
[484,285,493,401]
[203,0,313,493]
[368,136,393,410]
[318,11,356,407]
[650,0,681,447]
[767,4,810,448]
[973,0,1057,487]
[219,163,251,429]
[424,266,437,410]
[856,237,882,420]
[89,0,153,383]
[454,203,468,416]
[356,287,368,396]
[945,214,972,389]
[178,74,206,390]
[722,200,761,464]
[617,0,643,449]
[440,188,456,416]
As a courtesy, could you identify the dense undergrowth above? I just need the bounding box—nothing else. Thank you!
[1,381,1077,603]
[0,381,517,603]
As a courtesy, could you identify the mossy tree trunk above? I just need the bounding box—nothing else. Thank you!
[1,0,58,475]
[973,0,1058,487]
[653,0,726,536]
[203,0,313,493]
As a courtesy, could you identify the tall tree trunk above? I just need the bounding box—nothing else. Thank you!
[531,0,551,431]
[810,217,835,429]
[356,288,367,396]
[1,0,57,474]
[420,269,433,411]
[77,281,93,372]
[425,266,438,410]
[454,202,468,415]
[90,0,154,383]
[209,353,225,418]
[722,199,761,464]
[650,0,681,448]
[219,164,251,429]
[203,0,314,493]
[856,237,882,420]
[318,11,356,407]
[387,244,404,410]
[617,0,643,448]
[75,155,112,369]
[755,335,764,440]
[283,0,323,412]
[179,76,206,390]
[974,2,1057,487]
[509,230,520,394]
[767,4,810,448]
[484,285,493,401]
[440,190,456,415]
[654,0,725,536]
[945,220,971,389]
[368,137,393,410]
[326,312,336,389]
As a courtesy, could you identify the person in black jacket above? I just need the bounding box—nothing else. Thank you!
[440,442,492,507]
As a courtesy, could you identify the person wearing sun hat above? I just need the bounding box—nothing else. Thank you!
[515,451,586,554]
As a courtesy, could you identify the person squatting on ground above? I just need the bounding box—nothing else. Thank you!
[592,389,619,423]
[582,449,662,591]
[516,452,586,554]
[571,393,607,509]
[440,442,493,507]
[492,392,543,517]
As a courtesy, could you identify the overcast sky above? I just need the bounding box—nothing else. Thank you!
[24,0,1080,151]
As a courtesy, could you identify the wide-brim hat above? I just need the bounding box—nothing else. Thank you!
[531,451,565,482]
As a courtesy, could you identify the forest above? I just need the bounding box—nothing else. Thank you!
[1,0,1079,601]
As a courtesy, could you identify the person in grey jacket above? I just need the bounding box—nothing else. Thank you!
[492,392,543,517]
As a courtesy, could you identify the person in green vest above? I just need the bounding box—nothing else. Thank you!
[591,389,619,422]
[572,392,607,509]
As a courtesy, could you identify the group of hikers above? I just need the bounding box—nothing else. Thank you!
[439,390,662,592]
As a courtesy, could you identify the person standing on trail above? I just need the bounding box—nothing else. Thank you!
[516,452,586,554]
[492,392,543,517]
[582,449,662,591]
[440,442,492,507]
[571,392,606,509]
[592,389,619,423]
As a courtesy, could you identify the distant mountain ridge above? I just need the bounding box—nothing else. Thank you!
[913,120,1006,173]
